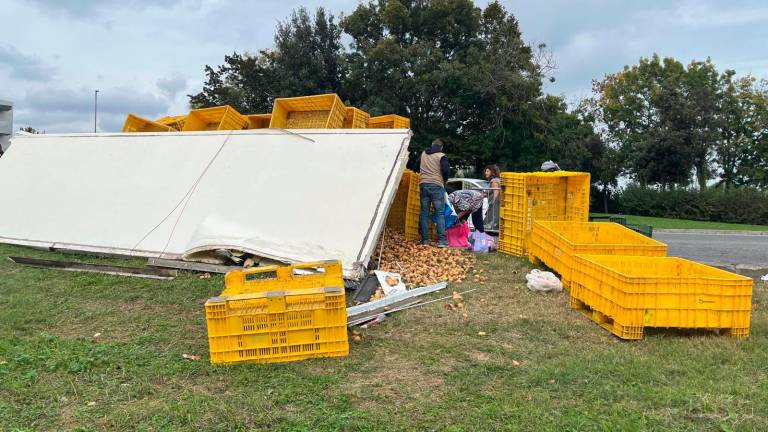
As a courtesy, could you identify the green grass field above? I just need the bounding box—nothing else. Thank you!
[591,213,768,231]
[1,243,766,431]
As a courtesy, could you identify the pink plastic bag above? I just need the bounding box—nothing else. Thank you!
[446,222,470,248]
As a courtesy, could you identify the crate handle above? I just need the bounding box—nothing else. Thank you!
[239,265,281,277]
[291,261,338,275]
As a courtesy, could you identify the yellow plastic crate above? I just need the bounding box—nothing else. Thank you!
[569,255,753,340]
[245,113,271,129]
[154,115,187,131]
[205,287,348,364]
[498,172,590,256]
[122,114,175,133]
[269,94,346,129]
[343,107,370,128]
[368,114,410,129]
[529,221,668,287]
[182,105,249,131]
[385,171,411,232]
[222,260,343,296]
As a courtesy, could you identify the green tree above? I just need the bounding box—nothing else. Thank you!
[189,1,604,181]
[716,75,768,188]
[590,55,710,189]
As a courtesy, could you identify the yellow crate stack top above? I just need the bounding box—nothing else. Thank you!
[569,255,753,340]
[270,94,346,129]
[122,114,175,133]
[343,107,370,128]
[369,114,410,129]
[154,115,187,131]
[206,260,348,364]
[529,221,668,288]
[182,105,249,131]
[245,113,272,129]
[498,171,590,256]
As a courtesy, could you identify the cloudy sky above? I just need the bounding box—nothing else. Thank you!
[1,0,766,133]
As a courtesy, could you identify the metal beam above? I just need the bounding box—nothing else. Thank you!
[8,256,177,280]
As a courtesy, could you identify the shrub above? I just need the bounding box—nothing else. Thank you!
[607,185,768,225]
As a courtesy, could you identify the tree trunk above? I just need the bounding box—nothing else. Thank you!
[603,185,609,213]
[696,163,708,190]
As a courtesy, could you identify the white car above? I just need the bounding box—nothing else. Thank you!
[445,178,494,232]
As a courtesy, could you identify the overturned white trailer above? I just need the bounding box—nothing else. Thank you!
[0,129,410,278]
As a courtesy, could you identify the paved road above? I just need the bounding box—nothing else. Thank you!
[655,231,768,268]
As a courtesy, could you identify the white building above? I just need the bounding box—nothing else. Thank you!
[0,100,12,155]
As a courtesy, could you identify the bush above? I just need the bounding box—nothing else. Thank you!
[609,185,768,225]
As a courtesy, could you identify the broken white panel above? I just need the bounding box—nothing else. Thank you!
[0,129,410,278]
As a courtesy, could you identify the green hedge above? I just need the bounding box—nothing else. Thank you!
[609,185,768,225]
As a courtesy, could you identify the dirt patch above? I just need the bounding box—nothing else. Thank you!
[342,352,446,410]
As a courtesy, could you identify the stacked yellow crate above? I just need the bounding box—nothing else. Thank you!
[385,170,422,241]
[369,114,410,129]
[205,260,349,364]
[269,94,346,129]
[498,172,590,256]
[121,114,175,133]
[182,106,249,131]
[343,107,370,128]
[122,94,409,133]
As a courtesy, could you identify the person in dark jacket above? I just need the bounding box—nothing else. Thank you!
[415,139,450,247]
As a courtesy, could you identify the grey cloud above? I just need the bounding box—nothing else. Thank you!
[26,86,169,116]
[157,73,188,100]
[20,86,170,133]
[0,45,55,81]
[25,0,189,18]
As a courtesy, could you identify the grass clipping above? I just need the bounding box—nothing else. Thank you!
[378,231,476,288]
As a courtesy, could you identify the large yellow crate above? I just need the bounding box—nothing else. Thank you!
[569,255,753,340]
[269,94,346,129]
[182,106,249,131]
[154,115,187,131]
[384,170,422,241]
[498,171,590,256]
[205,287,348,364]
[368,114,410,129]
[122,114,175,133]
[343,107,370,128]
[385,171,411,232]
[529,221,668,287]
[245,114,271,129]
[222,260,343,296]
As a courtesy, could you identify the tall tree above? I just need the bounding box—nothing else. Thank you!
[190,1,603,179]
[589,55,722,189]
[716,75,768,188]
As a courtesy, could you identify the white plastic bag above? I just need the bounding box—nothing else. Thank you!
[525,269,563,292]
[374,270,407,296]
[761,273,768,282]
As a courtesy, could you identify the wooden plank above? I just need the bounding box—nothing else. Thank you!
[8,256,177,280]
[146,257,241,274]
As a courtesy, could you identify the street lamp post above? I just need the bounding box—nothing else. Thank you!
[94,90,99,133]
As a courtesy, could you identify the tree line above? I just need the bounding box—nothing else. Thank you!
[190,1,768,197]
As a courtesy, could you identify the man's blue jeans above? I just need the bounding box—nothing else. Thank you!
[419,183,447,244]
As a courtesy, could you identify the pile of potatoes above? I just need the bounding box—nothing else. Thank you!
[377,231,476,288]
